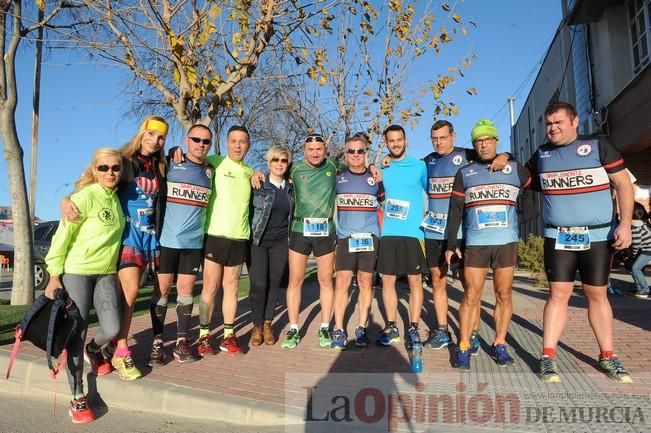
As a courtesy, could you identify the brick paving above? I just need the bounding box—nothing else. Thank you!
[3,270,650,432]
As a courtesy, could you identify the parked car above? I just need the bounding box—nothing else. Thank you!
[32,220,59,291]
[0,221,59,292]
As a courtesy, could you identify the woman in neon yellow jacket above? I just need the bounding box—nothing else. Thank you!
[44,148,124,424]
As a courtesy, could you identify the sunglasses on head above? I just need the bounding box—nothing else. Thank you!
[96,165,121,173]
[304,135,325,143]
[271,157,289,163]
[346,148,366,155]
[188,136,211,145]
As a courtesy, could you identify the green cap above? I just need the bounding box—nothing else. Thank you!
[471,119,499,142]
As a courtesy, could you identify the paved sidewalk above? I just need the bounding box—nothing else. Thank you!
[2,270,650,432]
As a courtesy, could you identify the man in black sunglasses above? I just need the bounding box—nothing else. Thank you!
[331,133,385,350]
[148,124,213,366]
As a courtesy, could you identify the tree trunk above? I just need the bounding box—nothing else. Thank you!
[1,112,35,305]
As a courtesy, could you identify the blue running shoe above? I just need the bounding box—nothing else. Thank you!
[453,348,470,370]
[470,332,481,356]
[354,326,370,347]
[428,328,452,350]
[490,344,515,367]
[376,325,400,346]
[330,329,347,351]
[407,328,421,350]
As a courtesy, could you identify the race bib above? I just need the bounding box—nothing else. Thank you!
[421,212,447,234]
[304,218,329,237]
[348,233,374,252]
[385,199,410,220]
[555,227,590,251]
[476,205,508,229]
[136,207,155,233]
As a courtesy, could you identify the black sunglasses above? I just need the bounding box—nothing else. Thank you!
[96,165,121,173]
[346,148,366,155]
[271,157,289,163]
[188,136,211,145]
[305,135,325,143]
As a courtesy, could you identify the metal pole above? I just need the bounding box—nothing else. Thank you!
[29,8,45,221]
[507,97,516,158]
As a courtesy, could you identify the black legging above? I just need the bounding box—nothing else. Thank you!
[248,240,288,325]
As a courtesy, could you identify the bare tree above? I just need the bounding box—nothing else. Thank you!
[1,0,73,305]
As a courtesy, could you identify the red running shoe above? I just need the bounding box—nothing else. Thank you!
[69,396,95,424]
[197,334,216,357]
[84,345,113,376]
[219,334,241,354]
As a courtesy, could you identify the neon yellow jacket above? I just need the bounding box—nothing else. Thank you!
[46,183,125,275]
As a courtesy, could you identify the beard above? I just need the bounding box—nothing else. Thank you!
[389,147,405,159]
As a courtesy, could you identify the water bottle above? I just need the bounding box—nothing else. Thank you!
[412,344,423,374]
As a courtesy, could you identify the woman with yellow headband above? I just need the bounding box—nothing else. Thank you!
[62,116,168,381]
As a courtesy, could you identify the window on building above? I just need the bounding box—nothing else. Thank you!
[629,0,651,74]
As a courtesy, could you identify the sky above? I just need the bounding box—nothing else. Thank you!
[0,1,562,221]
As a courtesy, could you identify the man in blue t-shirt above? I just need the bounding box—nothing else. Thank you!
[148,124,212,366]
[331,133,384,350]
[376,125,428,350]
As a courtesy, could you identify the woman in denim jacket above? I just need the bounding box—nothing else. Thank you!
[249,146,294,345]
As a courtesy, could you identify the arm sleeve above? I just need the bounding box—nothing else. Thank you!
[598,137,625,174]
[45,190,88,275]
[446,171,466,250]
[525,151,542,192]
[517,162,533,189]
[377,181,385,204]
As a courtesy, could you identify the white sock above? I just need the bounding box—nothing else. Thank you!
[320,322,329,330]
[290,324,299,331]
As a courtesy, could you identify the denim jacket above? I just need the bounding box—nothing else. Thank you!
[250,179,294,246]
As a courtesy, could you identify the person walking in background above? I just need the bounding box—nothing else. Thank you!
[631,202,651,298]
[45,148,125,424]
[249,146,294,346]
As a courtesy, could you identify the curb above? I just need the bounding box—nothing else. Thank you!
[1,351,303,426]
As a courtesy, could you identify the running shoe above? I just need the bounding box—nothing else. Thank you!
[599,355,633,383]
[428,328,452,350]
[147,339,165,367]
[281,329,301,349]
[407,327,421,350]
[111,353,142,381]
[330,329,348,351]
[84,344,113,376]
[376,325,400,346]
[220,334,241,354]
[490,344,515,367]
[453,348,470,370]
[197,334,216,357]
[539,357,560,383]
[354,326,370,347]
[633,290,650,299]
[69,396,94,424]
[173,340,200,363]
[470,332,481,356]
[318,327,332,348]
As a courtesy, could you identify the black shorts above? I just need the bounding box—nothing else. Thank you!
[544,238,612,286]
[377,236,427,276]
[463,242,518,269]
[424,238,465,268]
[335,235,378,273]
[289,231,336,257]
[158,246,203,275]
[204,235,248,267]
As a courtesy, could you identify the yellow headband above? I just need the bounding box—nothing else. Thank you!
[140,119,168,136]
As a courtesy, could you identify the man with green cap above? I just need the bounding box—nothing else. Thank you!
[445,119,532,370]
